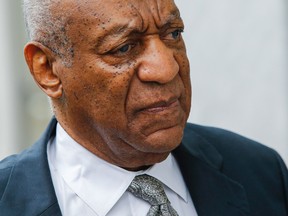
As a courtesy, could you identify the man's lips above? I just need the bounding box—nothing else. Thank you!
[138,98,180,113]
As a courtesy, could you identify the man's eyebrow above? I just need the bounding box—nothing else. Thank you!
[158,9,183,34]
[95,24,140,47]
[167,9,181,20]
[164,8,182,23]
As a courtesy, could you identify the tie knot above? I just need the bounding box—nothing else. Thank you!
[128,174,179,216]
[128,174,169,206]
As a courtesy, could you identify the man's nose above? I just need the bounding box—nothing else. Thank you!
[137,37,179,84]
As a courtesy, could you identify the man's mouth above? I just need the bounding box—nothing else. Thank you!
[139,97,180,113]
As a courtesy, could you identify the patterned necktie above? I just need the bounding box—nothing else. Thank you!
[127,174,179,216]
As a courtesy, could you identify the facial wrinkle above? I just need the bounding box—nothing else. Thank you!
[145,0,161,28]
[142,0,182,31]
[127,2,147,34]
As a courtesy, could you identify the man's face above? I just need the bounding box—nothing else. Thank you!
[55,0,191,169]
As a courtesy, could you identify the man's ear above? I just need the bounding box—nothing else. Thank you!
[24,42,62,99]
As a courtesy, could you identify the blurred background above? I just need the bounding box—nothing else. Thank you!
[0,0,287,164]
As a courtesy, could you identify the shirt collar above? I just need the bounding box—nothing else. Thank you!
[51,123,188,216]
[145,154,189,203]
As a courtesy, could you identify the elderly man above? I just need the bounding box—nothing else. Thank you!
[0,0,287,215]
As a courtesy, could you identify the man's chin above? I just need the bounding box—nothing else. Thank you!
[135,124,185,153]
[120,152,170,171]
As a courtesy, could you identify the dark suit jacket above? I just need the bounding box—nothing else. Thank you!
[0,118,287,216]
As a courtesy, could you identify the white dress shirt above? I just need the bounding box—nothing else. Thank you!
[47,123,198,216]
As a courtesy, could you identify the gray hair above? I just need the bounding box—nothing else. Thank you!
[23,0,74,66]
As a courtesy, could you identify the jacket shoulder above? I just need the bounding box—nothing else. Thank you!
[183,123,288,195]
[183,123,288,183]
[184,123,278,160]
[180,123,288,215]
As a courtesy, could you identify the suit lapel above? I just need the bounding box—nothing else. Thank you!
[0,118,62,216]
[173,125,250,216]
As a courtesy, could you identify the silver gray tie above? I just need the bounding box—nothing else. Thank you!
[127,174,179,216]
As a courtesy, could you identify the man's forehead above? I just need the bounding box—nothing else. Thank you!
[53,0,182,48]
[60,0,180,22]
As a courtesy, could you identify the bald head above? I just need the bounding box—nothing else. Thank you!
[23,0,74,66]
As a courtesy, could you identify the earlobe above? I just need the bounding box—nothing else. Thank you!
[24,42,63,99]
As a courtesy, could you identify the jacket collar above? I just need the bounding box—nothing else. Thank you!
[173,123,250,216]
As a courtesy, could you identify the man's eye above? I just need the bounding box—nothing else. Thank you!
[171,29,183,40]
[116,43,136,54]
[118,44,131,53]
[164,29,183,41]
